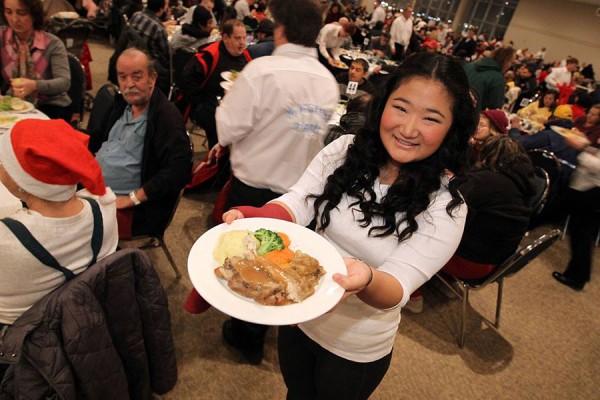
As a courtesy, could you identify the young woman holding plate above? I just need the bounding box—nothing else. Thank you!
[223,52,477,399]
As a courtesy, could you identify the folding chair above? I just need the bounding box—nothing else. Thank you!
[67,53,86,128]
[86,82,119,153]
[118,189,185,280]
[436,229,561,348]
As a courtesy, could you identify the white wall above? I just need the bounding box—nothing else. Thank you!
[505,0,600,69]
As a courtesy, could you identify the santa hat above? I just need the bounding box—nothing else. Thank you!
[0,119,107,202]
[482,109,508,135]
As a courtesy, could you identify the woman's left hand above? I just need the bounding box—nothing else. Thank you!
[332,257,373,303]
[11,78,36,99]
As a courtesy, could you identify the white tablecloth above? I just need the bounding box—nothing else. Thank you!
[0,181,21,218]
[0,108,50,134]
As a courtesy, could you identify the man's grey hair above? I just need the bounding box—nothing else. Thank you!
[119,48,157,76]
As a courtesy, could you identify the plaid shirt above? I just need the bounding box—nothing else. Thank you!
[128,9,170,69]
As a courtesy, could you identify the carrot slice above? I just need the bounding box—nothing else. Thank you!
[277,232,291,248]
[264,248,294,267]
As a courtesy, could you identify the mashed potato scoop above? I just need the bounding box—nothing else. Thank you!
[212,230,259,263]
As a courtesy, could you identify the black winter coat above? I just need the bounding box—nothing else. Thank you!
[0,249,177,399]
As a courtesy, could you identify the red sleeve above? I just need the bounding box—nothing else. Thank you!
[235,203,293,222]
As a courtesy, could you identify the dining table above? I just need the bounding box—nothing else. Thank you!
[0,102,49,135]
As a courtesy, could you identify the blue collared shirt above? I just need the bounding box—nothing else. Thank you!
[96,107,148,195]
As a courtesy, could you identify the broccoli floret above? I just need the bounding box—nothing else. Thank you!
[254,228,284,255]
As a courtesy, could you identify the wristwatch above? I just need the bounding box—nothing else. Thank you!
[129,190,141,206]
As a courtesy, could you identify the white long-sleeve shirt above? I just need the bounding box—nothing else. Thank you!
[545,66,572,91]
[216,43,339,193]
[315,23,346,61]
[234,0,251,20]
[389,15,413,51]
[368,6,386,28]
[570,149,600,191]
[277,135,467,362]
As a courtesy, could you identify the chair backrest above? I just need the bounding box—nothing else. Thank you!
[527,149,562,191]
[67,53,86,125]
[86,82,119,152]
[530,166,550,216]
[172,47,195,85]
[466,229,561,289]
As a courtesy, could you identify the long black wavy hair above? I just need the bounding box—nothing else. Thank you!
[312,52,478,243]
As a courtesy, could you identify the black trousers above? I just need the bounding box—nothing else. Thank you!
[278,325,392,400]
[37,103,73,123]
[191,102,219,149]
[224,176,282,350]
[563,187,600,283]
[392,43,406,62]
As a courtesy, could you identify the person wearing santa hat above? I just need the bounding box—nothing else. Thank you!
[0,119,118,330]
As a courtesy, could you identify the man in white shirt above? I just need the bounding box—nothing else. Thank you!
[368,1,386,29]
[545,57,578,91]
[215,0,339,365]
[234,0,254,20]
[389,4,413,62]
[315,20,356,70]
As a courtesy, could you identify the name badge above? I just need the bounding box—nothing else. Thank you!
[520,98,531,107]
[346,81,359,96]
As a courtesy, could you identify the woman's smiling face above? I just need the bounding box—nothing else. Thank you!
[379,77,454,167]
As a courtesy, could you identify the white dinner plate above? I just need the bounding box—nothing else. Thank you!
[220,71,240,82]
[219,81,233,91]
[0,100,34,114]
[332,60,349,70]
[550,125,591,145]
[188,218,346,325]
[0,115,19,129]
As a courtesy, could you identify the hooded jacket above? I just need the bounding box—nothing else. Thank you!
[463,57,505,113]
[0,249,177,399]
[452,162,536,264]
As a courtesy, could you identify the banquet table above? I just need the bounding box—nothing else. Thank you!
[0,181,21,218]
[0,106,49,134]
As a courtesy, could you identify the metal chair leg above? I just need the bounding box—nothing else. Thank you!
[493,279,504,329]
[459,285,469,348]
[159,240,181,279]
[561,215,570,240]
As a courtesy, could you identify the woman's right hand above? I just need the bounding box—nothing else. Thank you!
[10,77,36,99]
[222,208,245,224]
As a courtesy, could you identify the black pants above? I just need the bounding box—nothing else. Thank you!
[192,102,219,149]
[278,325,392,400]
[563,187,600,283]
[224,176,282,350]
[37,103,73,123]
[392,43,406,63]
